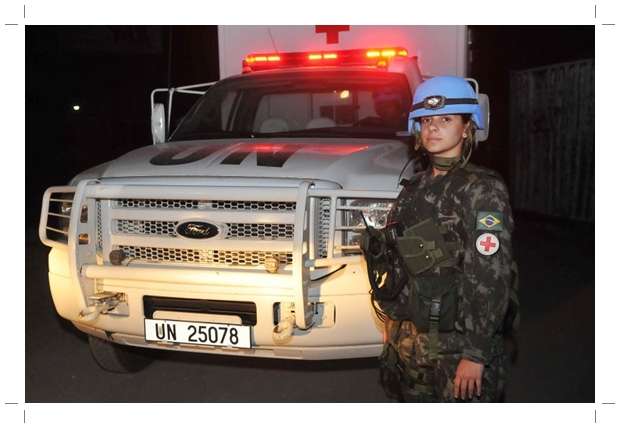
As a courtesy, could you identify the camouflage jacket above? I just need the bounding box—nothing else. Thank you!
[378,163,516,364]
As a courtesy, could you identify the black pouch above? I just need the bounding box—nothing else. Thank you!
[408,275,458,333]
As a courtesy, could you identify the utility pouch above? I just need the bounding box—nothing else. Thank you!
[409,275,458,333]
[395,218,453,275]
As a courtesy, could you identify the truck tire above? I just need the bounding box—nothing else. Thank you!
[88,335,152,373]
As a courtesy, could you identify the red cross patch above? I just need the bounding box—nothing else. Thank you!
[475,233,500,256]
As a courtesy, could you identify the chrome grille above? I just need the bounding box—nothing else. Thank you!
[116,199,200,209]
[226,223,293,240]
[317,198,331,258]
[96,200,103,252]
[119,245,293,266]
[116,219,178,237]
[115,199,296,211]
[114,219,293,240]
[212,201,296,211]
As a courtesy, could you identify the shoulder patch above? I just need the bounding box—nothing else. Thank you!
[476,233,500,256]
[476,211,504,231]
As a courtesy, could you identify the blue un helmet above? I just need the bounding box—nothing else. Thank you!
[408,76,483,134]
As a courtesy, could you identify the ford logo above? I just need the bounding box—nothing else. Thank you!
[176,221,219,239]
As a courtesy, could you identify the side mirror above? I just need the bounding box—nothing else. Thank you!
[151,103,166,144]
[476,93,490,143]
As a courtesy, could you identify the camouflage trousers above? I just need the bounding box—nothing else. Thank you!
[380,320,507,402]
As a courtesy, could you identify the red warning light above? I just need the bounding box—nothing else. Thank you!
[308,52,339,61]
[367,48,407,59]
[243,47,407,73]
[245,54,280,63]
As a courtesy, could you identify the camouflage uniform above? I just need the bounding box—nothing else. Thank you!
[378,162,516,402]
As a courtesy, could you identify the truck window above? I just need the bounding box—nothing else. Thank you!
[170,70,412,141]
[221,90,238,130]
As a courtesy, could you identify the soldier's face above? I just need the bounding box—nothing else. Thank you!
[419,115,469,157]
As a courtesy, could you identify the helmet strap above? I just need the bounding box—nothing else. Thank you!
[460,139,473,167]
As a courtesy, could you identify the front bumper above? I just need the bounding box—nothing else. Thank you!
[49,247,385,360]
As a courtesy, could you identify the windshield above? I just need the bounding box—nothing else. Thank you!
[170,70,412,141]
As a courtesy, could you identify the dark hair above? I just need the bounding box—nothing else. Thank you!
[459,113,472,123]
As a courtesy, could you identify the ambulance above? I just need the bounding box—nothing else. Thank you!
[39,26,489,372]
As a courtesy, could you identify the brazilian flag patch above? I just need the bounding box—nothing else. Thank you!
[476,211,504,231]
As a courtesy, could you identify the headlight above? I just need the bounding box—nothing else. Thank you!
[60,201,72,217]
[342,199,394,247]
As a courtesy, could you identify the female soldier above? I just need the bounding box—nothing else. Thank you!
[366,76,517,402]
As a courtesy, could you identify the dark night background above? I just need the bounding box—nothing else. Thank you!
[25,26,595,402]
[26,26,220,225]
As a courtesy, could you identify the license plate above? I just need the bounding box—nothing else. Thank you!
[144,319,251,349]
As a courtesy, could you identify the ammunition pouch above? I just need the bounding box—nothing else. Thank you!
[395,218,458,276]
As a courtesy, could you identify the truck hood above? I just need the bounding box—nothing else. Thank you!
[91,138,413,191]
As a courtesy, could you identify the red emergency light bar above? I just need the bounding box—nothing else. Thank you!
[308,52,338,60]
[366,48,408,58]
[242,47,408,73]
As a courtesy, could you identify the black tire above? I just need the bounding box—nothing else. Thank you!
[88,335,152,373]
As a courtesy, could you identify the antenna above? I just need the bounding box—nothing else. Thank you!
[267,27,279,54]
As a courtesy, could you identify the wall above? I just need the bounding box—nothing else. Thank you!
[510,60,594,221]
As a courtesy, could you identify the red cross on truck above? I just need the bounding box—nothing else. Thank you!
[315,25,350,44]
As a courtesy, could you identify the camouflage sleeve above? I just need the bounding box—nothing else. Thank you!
[459,176,514,364]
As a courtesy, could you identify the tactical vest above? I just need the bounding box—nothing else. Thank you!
[396,165,519,357]
[366,165,520,353]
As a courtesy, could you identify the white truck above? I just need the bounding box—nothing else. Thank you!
[39,25,489,372]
